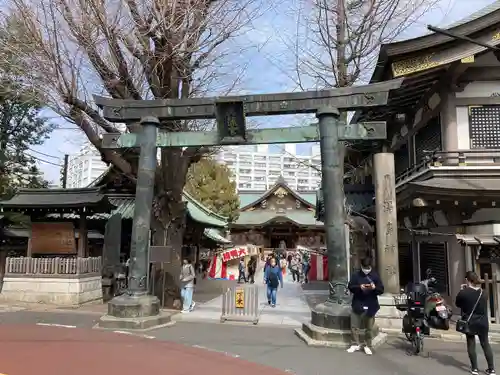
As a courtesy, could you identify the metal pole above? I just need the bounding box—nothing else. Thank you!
[427,25,500,52]
[317,107,348,303]
[128,116,158,297]
[62,154,69,188]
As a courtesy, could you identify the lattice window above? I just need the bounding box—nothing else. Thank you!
[469,106,500,149]
[415,117,442,164]
[394,142,409,176]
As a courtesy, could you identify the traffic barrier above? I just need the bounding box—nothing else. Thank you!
[309,254,328,281]
[221,284,260,325]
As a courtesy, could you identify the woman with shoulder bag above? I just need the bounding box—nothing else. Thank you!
[455,271,495,375]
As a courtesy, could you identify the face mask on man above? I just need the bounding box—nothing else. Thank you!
[361,267,371,275]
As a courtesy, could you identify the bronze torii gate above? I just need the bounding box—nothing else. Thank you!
[95,79,402,339]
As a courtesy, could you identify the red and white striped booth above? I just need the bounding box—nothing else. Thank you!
[207,245,258,279]
[309,253,328,281]
[207,255,228,279]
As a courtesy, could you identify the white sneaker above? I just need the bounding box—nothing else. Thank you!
[363,346,373,355]
[347,345,360,353]
[181,310,190,314]
[189,301,196,311]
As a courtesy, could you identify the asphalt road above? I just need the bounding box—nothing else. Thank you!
[0,310,496,375]
[154,322,489,375]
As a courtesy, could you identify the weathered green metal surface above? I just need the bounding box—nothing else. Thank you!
[94,79,403,122]
[101,122,386,149]
[216,101,247,143]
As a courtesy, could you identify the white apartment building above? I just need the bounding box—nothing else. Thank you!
[66,143,107,188]
[65,142,323,191]
[216,144,322,191]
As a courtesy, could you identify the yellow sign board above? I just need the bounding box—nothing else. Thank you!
[461,55,475,63]
[235,288,245,308]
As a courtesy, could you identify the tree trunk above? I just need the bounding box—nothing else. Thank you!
[151,198,187,309]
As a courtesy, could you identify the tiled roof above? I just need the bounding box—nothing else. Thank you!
[86,166,227,227]
[233,210,323,227]
[446,0,500,29]
[239,191,316,208]
[204,228,231,244]
[51,194,228,228]
[0,188,112,211]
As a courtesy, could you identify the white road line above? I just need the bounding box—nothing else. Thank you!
[192,344,240,358]
[113,330,134,335]
[36,323,76,328]
[113,331,156,339]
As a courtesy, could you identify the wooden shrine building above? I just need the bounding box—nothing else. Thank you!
[229,176,375,269]
[352,1,500,316]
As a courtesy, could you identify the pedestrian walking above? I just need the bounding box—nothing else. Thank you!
[301,252,310,284]
[290,253,301,282]
[347,257,384,355]
[179,258,196,313]
[456,271,495,375]
[279,255,287,277]
[247,256,257,284]
[264,257,283,307]
[238,258,247,283]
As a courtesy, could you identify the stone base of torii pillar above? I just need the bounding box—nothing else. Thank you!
[295,297,388,348]
[97,294,173,330]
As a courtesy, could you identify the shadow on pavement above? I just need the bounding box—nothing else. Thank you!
[385,337,470,372]
[427,350,469,372]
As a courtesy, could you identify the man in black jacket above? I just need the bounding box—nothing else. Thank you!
[347,257,384,355]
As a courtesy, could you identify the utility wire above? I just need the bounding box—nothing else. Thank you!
[5,145,63,167]
[30,154,62,167]
[28,148,61,160]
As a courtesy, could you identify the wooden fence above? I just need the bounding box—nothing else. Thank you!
[483,273,500,323]
[5,256,102,276]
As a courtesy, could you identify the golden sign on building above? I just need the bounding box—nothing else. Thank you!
[392,53,439,77]
[391,29,500,77]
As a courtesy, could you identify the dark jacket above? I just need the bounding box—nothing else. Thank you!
[264,265,283,288]
[455,286,489,333]
[348,269,384,317]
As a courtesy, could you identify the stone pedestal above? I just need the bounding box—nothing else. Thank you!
[295,301,387,348]
[98,294,172,330]
[375,294,404,334]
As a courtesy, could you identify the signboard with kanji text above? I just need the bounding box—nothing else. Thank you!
[221,247,248,263]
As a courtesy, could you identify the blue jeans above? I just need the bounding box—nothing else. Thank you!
[267,285,277,305]
[181,286,194,311]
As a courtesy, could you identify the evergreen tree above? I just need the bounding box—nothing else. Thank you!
[185,158,239,222]
[0,79,54,197]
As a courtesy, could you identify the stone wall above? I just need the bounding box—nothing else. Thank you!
[0,275,103,305]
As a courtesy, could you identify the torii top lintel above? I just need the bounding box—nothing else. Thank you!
[94,79,403,122]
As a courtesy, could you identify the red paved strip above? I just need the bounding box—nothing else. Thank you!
[0,325,287,375]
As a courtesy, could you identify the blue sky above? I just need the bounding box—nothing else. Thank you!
[33,0,497,183]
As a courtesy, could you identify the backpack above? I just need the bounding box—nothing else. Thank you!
[268,269,279,288]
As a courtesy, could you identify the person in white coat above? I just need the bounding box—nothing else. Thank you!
[179,258,196,313]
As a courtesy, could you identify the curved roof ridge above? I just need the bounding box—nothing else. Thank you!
[446,0,500,29]
[182,190,229,222]
[239,176,314,211]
